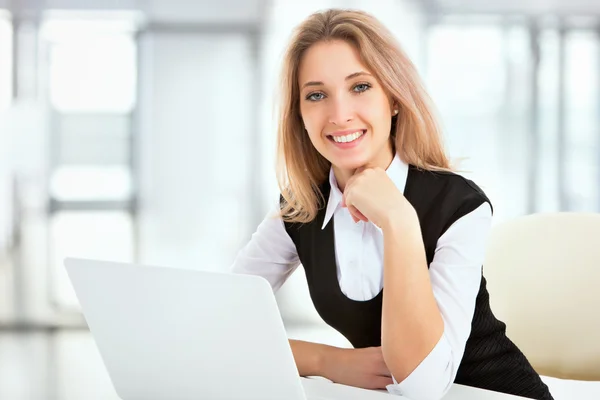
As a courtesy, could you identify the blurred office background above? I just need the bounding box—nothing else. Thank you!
[0,0,598,399]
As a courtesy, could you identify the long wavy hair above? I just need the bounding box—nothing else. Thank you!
[277,8,452,223]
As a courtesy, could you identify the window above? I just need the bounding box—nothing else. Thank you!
[425,17,600,220]
[40,12,140,309]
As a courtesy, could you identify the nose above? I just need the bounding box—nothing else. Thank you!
[328,94,353,126]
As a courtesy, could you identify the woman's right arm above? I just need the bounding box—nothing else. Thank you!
[230,206,336,377]
[291,340,394,390]
[230,204,300,291]
[230,206,393,389]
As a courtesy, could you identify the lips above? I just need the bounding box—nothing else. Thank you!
[326,129,366,143]
[326,129,367,149]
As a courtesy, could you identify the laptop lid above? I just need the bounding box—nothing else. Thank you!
[64,257,306,400]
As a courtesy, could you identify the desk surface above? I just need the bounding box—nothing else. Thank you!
[301,377,527,399]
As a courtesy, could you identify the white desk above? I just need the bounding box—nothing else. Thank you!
[301,377,528,399]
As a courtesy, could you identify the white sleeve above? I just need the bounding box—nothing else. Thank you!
[230,203,301,292]
[386,202,493,400]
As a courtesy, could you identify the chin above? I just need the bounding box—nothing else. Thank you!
[329,154,370,170]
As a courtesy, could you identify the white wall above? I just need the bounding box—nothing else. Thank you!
[0,113,11,255]
[137,30,254,272]
[347,0,426,66]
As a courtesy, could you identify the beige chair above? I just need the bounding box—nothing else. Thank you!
[483,212,600,381]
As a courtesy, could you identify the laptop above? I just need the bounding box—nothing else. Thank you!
[64,257,397,400]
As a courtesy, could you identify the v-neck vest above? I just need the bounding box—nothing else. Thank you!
[283,165,553,400]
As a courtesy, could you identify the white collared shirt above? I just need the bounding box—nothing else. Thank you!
[231,154,493,400]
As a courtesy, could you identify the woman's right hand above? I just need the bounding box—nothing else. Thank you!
[322,346,395,390]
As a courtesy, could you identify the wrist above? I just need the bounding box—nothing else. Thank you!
[381,205,418,236]
[317,345,344,378]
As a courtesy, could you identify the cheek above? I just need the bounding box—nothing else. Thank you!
[306,132,322,148]
[306,127,326,147]
[358,105,388,131]
[364,98,392,132]
[301,107,326,136]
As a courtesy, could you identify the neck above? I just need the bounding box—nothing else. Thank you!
[335,169,355,192]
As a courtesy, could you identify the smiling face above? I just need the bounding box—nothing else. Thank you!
[298,39,396,184]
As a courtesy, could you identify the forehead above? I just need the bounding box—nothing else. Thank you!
[298,40,370,85]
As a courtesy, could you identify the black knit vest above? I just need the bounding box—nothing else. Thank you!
[283,166,553,400]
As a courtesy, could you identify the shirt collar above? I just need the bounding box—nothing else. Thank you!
[321,153,409,229]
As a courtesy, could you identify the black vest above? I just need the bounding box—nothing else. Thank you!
[283,166,553,400]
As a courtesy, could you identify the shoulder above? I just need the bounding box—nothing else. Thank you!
[279,180,330,228]
[407,166,493,214]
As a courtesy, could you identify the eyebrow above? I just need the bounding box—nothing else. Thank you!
[301,71,373,90]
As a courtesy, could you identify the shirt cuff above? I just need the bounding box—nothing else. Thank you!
[385,334,454,400]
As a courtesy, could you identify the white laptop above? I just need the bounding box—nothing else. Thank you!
[64,257,397,400]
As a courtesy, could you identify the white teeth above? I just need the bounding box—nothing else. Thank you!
[332,131,364,143]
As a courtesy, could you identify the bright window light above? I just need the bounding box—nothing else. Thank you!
[0,13,12,111]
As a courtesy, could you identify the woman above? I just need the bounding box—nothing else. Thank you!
[232,8,553,400]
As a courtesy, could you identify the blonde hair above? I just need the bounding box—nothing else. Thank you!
[277,8,452,223]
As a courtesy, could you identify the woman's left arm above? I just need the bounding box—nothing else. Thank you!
[380,202,492,400]
[342,168,493,400]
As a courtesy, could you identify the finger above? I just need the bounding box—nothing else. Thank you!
[346,204,358,220]
[373,348,391,377]
[373,376,394,389]
[354,166,367,175]
[374,361,391,377]
[342,191,367,221]
[343,196,361,222]
[378,369,393,378]
[374,361,392,377]
[343,168,363,193]
[349,205,368,222]
[342,169,366,207]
